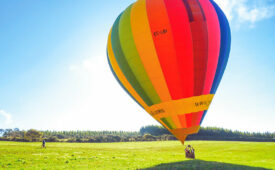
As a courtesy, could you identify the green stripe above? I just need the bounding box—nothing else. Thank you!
[119,6,161,104]
[111,12,153,106]
[161,117,176,130]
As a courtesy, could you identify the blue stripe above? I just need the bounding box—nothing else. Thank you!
[210,0,231,94]
[201,0,231,125]
[107,53,144,109]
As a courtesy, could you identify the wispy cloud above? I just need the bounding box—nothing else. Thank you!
[0,110,13,125]
[69,58,95,73]
[215,0,275,27]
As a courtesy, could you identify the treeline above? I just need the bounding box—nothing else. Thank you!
[187,127,274,142]
[0,128,170,143]
[0,126,274,143]
[140,125,274,142]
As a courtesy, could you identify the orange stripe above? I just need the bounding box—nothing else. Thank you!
[178,114,187,128]
[146,0,184,100]
[130,0,171,102]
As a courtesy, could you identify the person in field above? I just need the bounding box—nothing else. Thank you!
[42,139,46,148]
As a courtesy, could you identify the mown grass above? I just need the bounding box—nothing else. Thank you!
[0,141,274,169]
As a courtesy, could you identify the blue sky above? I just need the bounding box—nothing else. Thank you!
[0,0,274,132]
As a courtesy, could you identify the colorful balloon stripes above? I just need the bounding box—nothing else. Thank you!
[107,0,231,143]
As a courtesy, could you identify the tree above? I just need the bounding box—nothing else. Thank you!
[143,134,156,141]
[140,125,170,136]
[0,129,4,136]
[47,136,58,142]
[24,129,42,142]
[2,129,13,138]
[56,134,65,139]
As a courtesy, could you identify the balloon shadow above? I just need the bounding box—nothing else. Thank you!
[140,160,270,170]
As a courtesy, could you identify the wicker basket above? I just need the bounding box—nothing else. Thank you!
[185,145,195,159]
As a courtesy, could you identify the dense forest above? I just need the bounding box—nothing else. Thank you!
[0,126,274,143]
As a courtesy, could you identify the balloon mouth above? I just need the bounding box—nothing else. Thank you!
[145,94,213,143]
[170,126,200,144]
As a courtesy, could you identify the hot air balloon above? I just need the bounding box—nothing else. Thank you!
[107,0,231,144]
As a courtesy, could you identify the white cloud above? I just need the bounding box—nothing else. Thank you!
[0,110,13,125]
[215,0,275,26]
[237,5,275,23]
[214,0,239,21]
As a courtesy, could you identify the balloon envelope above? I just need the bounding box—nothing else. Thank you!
[107,0,231,144]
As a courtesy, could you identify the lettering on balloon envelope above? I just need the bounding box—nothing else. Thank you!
[146,94,214,120]
[153,28,168,37]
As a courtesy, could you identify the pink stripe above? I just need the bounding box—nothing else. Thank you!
[199,0,221,94]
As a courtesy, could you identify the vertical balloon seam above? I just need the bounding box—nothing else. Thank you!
[107,29,149,109]
[181,0,208,128]
[182,0,204,128]
[162,0,195,129]
[163,0,195,99]
[194,0,209,128]
[119,5,162,105]
[180,0,209,128]
[196,0,206,20]
[196,0,221,125]
[146,0,186,100]
[107,54,144,109]
[182,0,194,22]
[200,0,231,124]
[111,13,154,106]
[184,0,209,96]
[200,0,222,125]
[199,0,221,95]
[130,0,172,102]
[146,0,193,130]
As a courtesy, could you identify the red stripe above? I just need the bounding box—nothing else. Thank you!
[163,0,194,98]
[185,113,193,127]
[199,0,221,94]
[191,112,198,126]
[146,0,184,100]
[186,112,202,127]
[196,111,204,125]
[183,0,209,96]
[179,111,203,128]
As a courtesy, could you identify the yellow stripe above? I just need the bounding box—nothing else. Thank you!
[119,5,161,104]
[107,29,148,109]
[146,94,214,120]
[130,0,171,102]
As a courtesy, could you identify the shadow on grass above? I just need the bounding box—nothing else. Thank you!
[140,160,270,170]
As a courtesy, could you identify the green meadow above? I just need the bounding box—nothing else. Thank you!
[0,141,274,169]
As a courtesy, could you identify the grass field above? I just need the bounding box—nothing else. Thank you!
[0,141,274,169]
